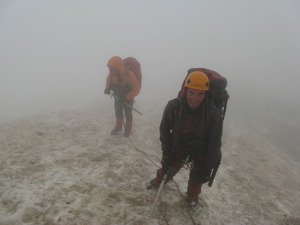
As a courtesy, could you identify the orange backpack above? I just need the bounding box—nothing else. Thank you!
[123,57,142,88]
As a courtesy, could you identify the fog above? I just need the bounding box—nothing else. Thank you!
[1,1,300,153]
[1,1,300,224]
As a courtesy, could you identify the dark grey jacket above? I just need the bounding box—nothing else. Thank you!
[159,96,223,170]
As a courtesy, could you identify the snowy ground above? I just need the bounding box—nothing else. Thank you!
[0,99,300,225]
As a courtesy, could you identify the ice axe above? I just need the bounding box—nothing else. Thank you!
[148,173,167,217]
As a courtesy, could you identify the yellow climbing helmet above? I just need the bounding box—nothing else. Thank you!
[184,71,209,91]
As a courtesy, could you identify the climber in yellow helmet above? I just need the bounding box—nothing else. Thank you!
[147,71,223,211]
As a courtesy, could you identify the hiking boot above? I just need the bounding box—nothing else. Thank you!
[123,131,130,137]
[110,118,123,135]
[146,178,160,190]
[187,196,199,210]
[110,127,122,135]
[123,122,132,137]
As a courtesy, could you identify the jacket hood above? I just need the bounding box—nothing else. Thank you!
[107,56,126,77]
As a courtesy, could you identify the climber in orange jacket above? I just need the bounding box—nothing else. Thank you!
[104,56,140,137]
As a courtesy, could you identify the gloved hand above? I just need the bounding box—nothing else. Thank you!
[161,157,171,175]
[104,88,111,95]
[196,168,211,183]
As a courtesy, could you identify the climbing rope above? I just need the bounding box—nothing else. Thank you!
[127,137,160,168]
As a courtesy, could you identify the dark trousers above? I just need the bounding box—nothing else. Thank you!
[114,99,134,123]
[154,151,205,199]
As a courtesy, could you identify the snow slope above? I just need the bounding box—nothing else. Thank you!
[0,99,300,225]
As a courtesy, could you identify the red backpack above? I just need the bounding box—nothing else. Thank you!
[178,68,229,120]
[123,57,142,88]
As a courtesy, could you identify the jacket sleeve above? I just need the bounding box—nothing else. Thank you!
[126,71,140,100]
[204,107,223,169]
[105,73,112,89]
[159,99,177,158]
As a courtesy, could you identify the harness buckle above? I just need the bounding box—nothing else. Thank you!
[182,156,194,170]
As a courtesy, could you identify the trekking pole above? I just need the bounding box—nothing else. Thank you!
[149,173,167,217]
[111,93,143,116]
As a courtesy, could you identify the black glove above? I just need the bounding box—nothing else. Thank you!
[196,168,211,184]
[104,88,111,95]
[161,157,171,175]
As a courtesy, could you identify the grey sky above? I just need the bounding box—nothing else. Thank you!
[1,0,300,123]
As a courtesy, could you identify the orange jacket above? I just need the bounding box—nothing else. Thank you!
[105,56,140,101]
